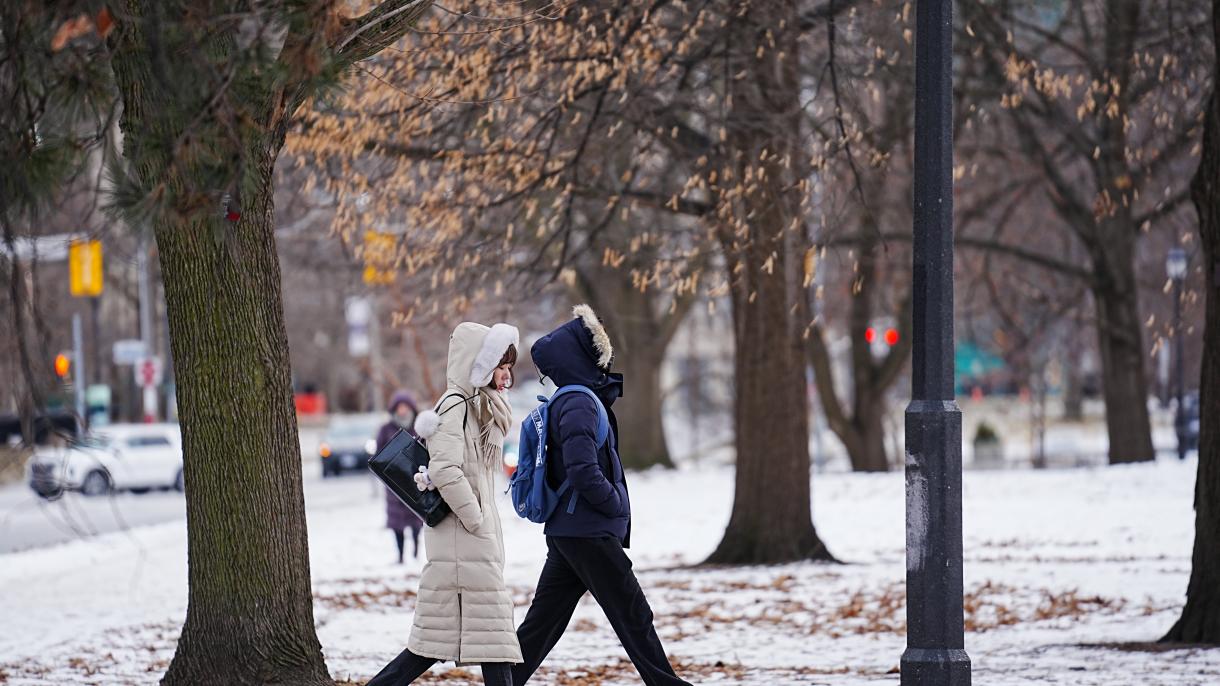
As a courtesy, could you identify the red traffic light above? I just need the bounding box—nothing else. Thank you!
[54,354,70,378]
[885,328,899,346]
[864,327,876,343]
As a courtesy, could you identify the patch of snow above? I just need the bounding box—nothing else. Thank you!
[0,457,1213,685]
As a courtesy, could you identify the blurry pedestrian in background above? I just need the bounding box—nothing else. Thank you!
[378,391,424,564]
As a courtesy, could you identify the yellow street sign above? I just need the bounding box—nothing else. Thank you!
[363,264,396,286]
[362,231,397,285]
[69,240,103,297]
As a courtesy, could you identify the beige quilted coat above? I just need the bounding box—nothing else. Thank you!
[407,323,523,664]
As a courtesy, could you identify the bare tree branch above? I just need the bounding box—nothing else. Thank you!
[336,0,435,64]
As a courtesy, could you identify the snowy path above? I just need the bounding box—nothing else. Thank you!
[0,458,1214,684]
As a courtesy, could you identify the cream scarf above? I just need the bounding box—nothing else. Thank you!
[476,387,513,466]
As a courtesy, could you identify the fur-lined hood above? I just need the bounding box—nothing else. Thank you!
[415,321,518,439]
[442,321,519,393]
[469,323,519,389]
[531,304,623,406]
[571,304,613,368]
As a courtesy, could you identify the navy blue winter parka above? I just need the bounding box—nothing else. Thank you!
[531,315,631,546]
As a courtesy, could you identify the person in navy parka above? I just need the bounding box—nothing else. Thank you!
[512,305,690,686]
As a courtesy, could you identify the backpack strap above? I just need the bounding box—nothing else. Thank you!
[549,385,610,447]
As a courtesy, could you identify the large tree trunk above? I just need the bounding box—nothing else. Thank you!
[111,13,330,686]
[613,343,672,470]
[709,242,832,563]
[706,2,833,564]
[1094,1,1155,465]
[849,396,890,472]
[1164,0,1220,642]
[574,261,684,470]
[160,147,330,686]
[109,4,431,681]
[1091,247,1156,464]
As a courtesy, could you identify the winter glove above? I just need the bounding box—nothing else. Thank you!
[414,465,436,492]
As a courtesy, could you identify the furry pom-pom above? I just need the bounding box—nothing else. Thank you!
[572,304,613,368]
[414,410,441,439]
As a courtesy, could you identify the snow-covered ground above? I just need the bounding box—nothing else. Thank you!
[0,456,1214,685]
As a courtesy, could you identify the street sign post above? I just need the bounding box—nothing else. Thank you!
[345,296,372,356]
[113,339,148,365]
[134,356,162,424]
[134,356,163,388]
[72,314,85,429]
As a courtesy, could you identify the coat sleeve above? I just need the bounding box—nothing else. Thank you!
[556,395,622,517]
[428,396,483,532]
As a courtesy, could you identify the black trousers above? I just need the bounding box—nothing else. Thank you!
[366,647,512,686]
[512,536,690,686]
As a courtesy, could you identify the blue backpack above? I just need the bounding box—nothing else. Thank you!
[509,385,609,523]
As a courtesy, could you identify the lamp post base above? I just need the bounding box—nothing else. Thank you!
[901,648,972,686]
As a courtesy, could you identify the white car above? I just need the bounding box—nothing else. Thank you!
[27,424,184,497]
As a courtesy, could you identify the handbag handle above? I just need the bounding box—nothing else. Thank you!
[436,392,474,430]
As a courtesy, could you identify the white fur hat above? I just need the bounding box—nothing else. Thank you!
[469,322,520,389]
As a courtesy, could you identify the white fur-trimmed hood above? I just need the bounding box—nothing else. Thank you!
[469,322,520,389]
[416,321,519,440]
[573,304,613,369]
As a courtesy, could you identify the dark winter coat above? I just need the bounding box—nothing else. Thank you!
[377,419,423,532]
[530,316,631,546]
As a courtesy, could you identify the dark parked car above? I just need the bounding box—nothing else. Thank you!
[1,412,78,446]
[319,419,380,477]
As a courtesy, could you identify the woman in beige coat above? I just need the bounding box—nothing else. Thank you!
[367,322,523,686]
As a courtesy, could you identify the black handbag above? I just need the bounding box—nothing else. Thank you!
[368,393,472,527]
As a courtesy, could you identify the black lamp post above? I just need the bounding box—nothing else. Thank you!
[1167,247,1188,461]
[902,0,970,684]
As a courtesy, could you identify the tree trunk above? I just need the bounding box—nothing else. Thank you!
[845,240,890,473]
[1164,0,1220,641]
[158,150,331,686]
[825,407,890,473]
[705,3,833,564]
[613,343,672,470]
[1091,253,1156,464]
[1094,1,1155,465]
[709,244,833,563]
[573,261,681,470]
[849,397,890,472]
[964,0,1156,463]
[110,14,331,686]
[806,237,912,474]
[1062,341,1085,421]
